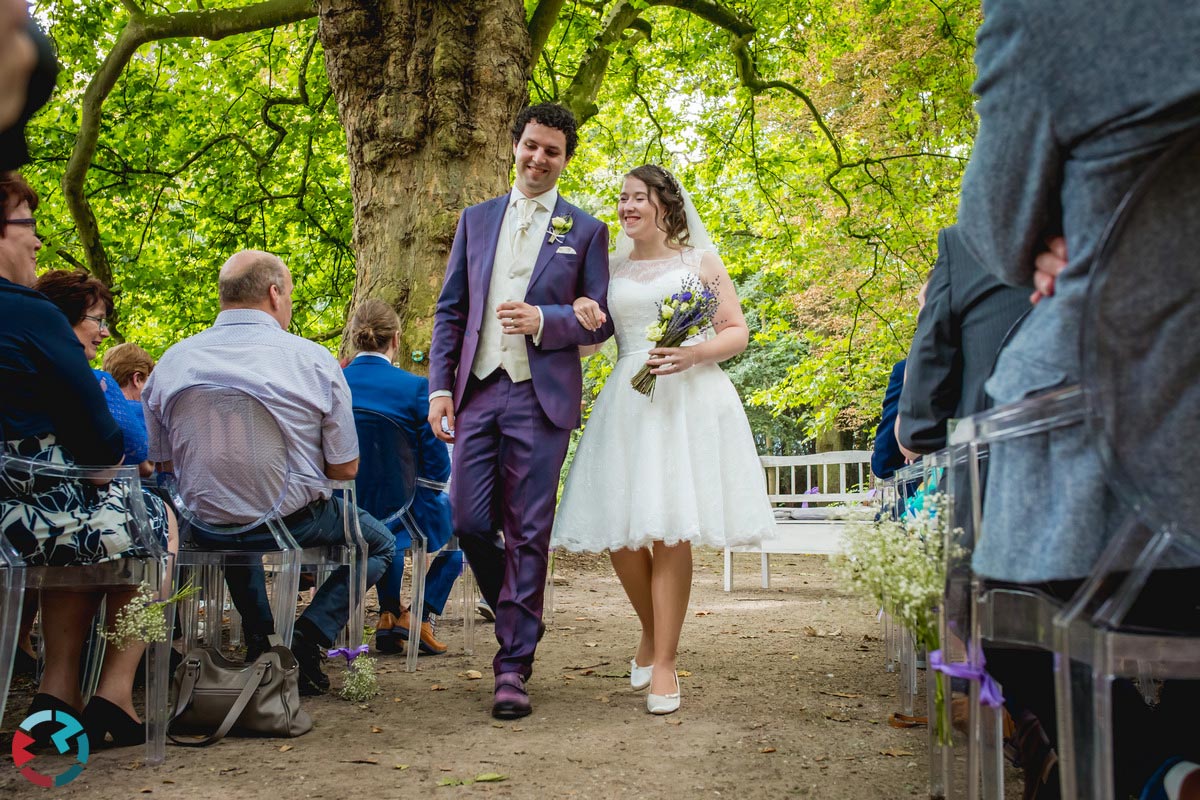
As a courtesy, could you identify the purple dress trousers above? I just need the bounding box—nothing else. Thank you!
[429,193,614,678]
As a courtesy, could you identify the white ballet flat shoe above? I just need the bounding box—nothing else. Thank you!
[646,671,681,715]
[630,658,653,691]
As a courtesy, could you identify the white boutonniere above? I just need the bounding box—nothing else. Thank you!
[547,214,573,244]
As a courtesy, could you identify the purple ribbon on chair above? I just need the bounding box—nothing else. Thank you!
[928,648,1004,708]
[327,644,369,666]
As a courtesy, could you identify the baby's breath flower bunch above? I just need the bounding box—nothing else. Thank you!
[834,493,961,743]
[833,492,959,652]
[330,629,380,702]
[102,579,200,649]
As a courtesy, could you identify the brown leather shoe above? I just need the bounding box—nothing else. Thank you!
[396,610,448,655]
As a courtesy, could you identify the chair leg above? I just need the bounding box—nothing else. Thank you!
[0,564,25,725]
[723,548,732,592]
[80,596,107,702]
[760,551,770,589]
[461,559,475,657]
[405,544,426,674]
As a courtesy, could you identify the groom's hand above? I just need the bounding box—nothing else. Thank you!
[428,396,456,444]
[496,301,540,336]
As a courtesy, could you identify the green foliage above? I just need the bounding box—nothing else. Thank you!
[25,0,983,448]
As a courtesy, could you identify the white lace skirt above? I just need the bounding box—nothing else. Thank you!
[553,354,773,553]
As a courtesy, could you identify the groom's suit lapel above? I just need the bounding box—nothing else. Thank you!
[473,196,508,306]
[527,195,572,291]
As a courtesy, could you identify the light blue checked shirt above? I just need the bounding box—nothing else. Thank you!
[143,309,358,521]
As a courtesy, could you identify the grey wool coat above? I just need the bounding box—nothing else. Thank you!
[957,0,1200,581]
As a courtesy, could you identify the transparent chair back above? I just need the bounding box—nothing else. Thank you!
[165,384,364,652]
[1053,125,1200,800]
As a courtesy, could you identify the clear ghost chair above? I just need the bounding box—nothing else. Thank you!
[353,408,475,672]
[0,454,174,765]
[163,384,367,657]
[1052,125,1200,800]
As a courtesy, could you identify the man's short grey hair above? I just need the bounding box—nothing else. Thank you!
[218,250,288,306]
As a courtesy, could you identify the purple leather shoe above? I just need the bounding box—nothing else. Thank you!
[492,672,532,720]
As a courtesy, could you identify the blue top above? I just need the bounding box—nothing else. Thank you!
[343,353,452,551]
[0,277,123,464]
[871,359,907,480]
[93,369,148,463]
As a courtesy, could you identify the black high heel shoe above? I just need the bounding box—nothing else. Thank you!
[25,693,82,752]
[82,696,145,748]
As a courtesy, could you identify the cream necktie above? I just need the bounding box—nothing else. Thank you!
[512,197,536,250]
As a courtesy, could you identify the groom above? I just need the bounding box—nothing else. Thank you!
[428,103,614,719]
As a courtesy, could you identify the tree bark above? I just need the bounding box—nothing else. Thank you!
[317,0,530,372]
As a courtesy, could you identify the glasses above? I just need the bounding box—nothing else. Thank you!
[7,218,38,237]
[83,314,109,332]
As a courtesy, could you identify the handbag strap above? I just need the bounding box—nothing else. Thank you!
[168,655,270,747]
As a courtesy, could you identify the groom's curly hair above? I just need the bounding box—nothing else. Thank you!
[627,165,690,249]
[511,103,579,159]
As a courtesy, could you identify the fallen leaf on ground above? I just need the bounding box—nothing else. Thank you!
[677,670,693,677]
[459,670,483,680]
[802,626,842,638]
[394,764,410,770]
[475,773,508,783]
[437,778,465,787]
[340,758,379,764]
[584,642,599,647]
[278,745,293,752]
[824,713,851,722]
[491,722,505,728]
[880,748,914,757]
[430,684,447,691]
[371,726,383,733]
[695,611,712,616]
[665,718,682,726]
[819,690,862,699]
[760,747,777,754]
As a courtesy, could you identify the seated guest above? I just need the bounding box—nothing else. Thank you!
[872,275,932,480]
[0,172,177,747]
[33,273,153,477]
[958,1,1200,795]
[871,359,906,481]
[142,249,395,694]
[343,299,460,656]
[896,225,1029,454]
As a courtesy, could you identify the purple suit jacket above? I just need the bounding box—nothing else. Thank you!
[429,193,615,430]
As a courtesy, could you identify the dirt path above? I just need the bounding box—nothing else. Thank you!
[2,550,938,799]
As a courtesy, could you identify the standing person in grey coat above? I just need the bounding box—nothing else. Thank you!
[956,1,1200,796]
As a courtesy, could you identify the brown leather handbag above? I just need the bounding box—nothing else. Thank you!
[168,639,313,746]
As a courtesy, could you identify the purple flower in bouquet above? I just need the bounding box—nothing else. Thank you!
[631,273,721,397]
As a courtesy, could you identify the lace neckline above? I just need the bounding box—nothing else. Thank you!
[622,247,696,263]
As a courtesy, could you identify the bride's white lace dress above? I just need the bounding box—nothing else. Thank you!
[553,248,774,552]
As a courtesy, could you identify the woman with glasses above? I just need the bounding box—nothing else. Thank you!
[34,271,151,477]
[0,174,176,749]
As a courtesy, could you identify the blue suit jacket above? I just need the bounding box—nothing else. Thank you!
[344,356,452,551]
[428,193,615,430]
[871,360,907,480]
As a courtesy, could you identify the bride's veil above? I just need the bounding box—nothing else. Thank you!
[613,174,717,259]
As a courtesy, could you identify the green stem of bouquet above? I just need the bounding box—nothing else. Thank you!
[631,331,688,396]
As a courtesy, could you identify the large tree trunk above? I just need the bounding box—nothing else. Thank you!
[317,0,530,371]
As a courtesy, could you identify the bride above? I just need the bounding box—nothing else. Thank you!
[553,164,774,715]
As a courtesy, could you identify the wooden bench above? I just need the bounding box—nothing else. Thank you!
[722,450,875,591]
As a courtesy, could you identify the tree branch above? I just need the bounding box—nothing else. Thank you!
[61,0,316,285]
[528,0,568,66]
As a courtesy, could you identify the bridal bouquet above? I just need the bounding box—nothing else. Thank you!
[631,273,720,396]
